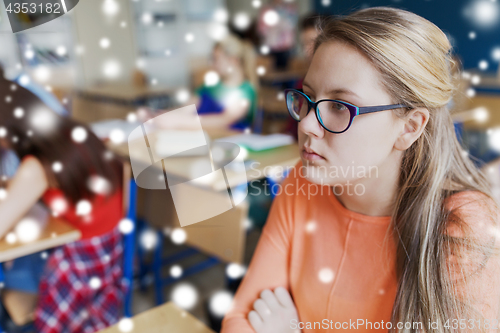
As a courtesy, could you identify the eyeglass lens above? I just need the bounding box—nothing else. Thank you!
[286,90,351,132]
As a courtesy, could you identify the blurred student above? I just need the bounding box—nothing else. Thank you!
[0,75,126,332]
[257,0,298,70]
[138,34,258,132]
[0,66,68,180]
[299,15,323,63]
[285,15,322,141]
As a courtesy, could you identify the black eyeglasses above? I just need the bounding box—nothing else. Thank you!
[284,88,411,134]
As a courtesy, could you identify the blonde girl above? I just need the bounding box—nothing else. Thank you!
[138,33,258,131]
[221,7,500,333]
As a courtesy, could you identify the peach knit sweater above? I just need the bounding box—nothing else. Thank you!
[221,161,500,332]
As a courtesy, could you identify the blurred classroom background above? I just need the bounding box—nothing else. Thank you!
[0,0,500,332]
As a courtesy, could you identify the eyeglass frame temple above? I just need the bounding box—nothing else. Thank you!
[357,104,411,115]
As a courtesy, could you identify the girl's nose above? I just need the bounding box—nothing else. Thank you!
[299,106,324,139]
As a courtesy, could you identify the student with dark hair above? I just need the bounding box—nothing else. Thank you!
[257,0,298,70]
[0,65,68,184]
[0,76,126,332]
[299,15,323,61]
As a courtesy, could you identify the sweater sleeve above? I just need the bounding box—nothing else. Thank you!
[220,166,297,333]
[444,191,500,331]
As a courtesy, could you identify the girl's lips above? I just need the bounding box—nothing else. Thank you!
[302,147,325,161]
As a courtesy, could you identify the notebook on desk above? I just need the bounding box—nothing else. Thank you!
[154,130,211,157]
[215,133,295,152]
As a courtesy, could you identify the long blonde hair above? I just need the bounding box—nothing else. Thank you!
[214,34,259,91]
[314,7,499,332]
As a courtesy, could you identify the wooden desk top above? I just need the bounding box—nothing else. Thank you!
[97,302,215,333]
[111,130,300,192]
[0,218,81,262]
[110,129,298,264]
[77,84,174,100]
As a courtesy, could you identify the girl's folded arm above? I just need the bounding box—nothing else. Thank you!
[221,175,296,333]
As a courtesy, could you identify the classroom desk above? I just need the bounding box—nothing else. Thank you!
[0,218,80,331]
[0,217,81,263]
[112,129,300,192]
[97,302,214,333]
[77,85,174,102]
[73,85,174,124]
[108,129,299,263]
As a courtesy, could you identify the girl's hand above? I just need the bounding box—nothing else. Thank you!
[247,287,302,333]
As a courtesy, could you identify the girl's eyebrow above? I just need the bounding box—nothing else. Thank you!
[326,88,361,99]
[302,81,314,92]
[302,81,361,100]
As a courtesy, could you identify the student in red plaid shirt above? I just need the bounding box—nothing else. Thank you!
[0,74,127,332]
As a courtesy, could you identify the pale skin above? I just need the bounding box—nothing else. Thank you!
[0,155,49,239]
[0,151,49,324]
[248,40,429,332]
[137,46,251,130]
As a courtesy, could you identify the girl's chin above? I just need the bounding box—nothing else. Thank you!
[303,175,347,188]
[300,158,326,167]
[300,165,346,185]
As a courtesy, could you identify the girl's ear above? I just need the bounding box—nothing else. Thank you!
[394,107,430,151]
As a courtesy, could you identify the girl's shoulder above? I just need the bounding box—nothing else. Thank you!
[239,81,257,97]
[444,190,495,209]
[18,154,46,178]
[20,154,37,163]
[444,190,500,240]
[239,80,255,90]
[443,191,500,288]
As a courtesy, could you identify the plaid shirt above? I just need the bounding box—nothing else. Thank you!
[35,227,127,333]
